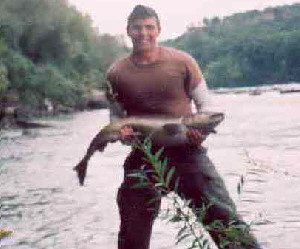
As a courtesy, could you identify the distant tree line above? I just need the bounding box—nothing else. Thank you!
[0,0,126,112]
[164,4,300,88]
[1,1,299,114]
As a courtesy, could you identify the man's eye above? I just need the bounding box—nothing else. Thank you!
[146,25,155,30]
[132,26,141,31]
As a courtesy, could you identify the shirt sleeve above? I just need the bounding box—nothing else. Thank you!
[183,54,210,112]
[106,65,126,121]
[184,54,203,94]
[190,77,211,112]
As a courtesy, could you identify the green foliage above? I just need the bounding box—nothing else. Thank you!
[131,139,255,249]
[0,64,9,94]
[165,4,300,88]
[5,52,36,89]
[0,0,126,110]
[129,138,175,194]
[30,65,81,106]
[205,57,244,88]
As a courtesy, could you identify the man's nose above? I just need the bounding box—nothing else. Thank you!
[139,27,147,36]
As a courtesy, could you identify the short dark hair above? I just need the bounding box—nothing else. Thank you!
[127,5,160,29]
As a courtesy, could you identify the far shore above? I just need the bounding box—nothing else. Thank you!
[1,82,299,130]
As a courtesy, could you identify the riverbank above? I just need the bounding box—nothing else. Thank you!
[0,89,109,130]
[212,82,300,95]
[2,83,299,129]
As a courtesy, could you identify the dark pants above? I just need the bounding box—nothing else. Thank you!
[117,147,260,249]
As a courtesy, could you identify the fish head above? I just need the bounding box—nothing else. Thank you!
[205,112,224,126]
[184,112,225,132]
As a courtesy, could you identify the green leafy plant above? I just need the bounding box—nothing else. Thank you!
[129,138,256,249]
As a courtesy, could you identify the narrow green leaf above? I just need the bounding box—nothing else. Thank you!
[153,174,160,182]
[131,182,150,189]
[154,147,164,161]
[155,182,164,187]
[165,167,175,188]
[190,238,201,249]
[160,157,168,178]
[174,178,180,193]
[202,238,209,248]
[147,196,161,205]
[169,215,182,222]
[143,137,152,151]
[177,225,187,238]
[142,157,151,163]
[176,233,190,244]
[127,172,146,179]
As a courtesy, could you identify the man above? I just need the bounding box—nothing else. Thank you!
[106,5,261,249]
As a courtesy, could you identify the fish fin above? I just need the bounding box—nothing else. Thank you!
[210,128,217,134]
[73,159,88,186]
[186,126,216,135]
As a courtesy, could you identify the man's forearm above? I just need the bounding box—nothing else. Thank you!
[190,78,210,113]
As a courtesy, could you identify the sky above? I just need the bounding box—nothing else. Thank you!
[68,0,299,41]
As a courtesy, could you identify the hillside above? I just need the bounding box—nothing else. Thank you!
[0,0,126,121]
[165,4,300,88]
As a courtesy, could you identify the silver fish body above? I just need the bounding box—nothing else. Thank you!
[74,112,224,185]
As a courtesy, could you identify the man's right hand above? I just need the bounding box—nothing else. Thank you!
[186,128,207,148]
[120,125,137,144]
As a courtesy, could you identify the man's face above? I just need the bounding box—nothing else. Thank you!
[127,17,160,52]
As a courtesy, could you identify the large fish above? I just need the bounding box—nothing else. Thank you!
[73,112,224,185]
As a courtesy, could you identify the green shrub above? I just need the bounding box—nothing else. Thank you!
[0,64,9,94]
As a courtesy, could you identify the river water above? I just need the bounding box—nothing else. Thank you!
[1,91,300,249]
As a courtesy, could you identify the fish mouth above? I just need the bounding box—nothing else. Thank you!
[185,112,225,132]
[210,112,225,124]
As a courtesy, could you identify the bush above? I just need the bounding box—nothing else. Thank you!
[0,64,9,94]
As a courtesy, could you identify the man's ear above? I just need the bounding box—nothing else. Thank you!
[127,24,134,38]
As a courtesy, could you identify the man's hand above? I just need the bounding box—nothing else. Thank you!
[186,128,207,147]
[120,125,139,144]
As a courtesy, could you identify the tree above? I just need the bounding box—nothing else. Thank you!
[0,64,9,94]
[0,0,127,111]
[165,4,300,87]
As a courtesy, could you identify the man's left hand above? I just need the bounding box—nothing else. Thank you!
[186,128,207,147]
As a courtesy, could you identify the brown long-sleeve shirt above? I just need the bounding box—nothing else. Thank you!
[107,46,209,118]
